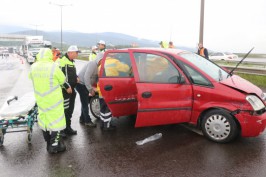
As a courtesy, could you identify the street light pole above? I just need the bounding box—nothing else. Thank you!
[49,2,72,51]
[199,0,205,44]
[60,5,63,51]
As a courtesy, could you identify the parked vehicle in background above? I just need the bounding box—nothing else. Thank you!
[98,48,266,143]
[0,47,9,58]
[22,36,52,64]
[209,52,238,61]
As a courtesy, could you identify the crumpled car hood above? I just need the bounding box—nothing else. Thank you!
[220,75,263,97]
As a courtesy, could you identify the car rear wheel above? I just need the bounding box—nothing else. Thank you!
[90,95,100,119]
[201,110,239,143]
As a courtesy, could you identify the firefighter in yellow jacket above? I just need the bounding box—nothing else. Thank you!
[29,48,72,154]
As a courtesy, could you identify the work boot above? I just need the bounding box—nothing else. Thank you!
[48,141,66,154]
[60,130,67,138]
[46,142,50,151]
[48,131,66,154]
[42,131,51,150]
[85,122,97,128]
[64,127,77,135]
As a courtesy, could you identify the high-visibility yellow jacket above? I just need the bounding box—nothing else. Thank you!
[161,41,169,48]
[89,52,97,61]
[29,48,66,131]
[56,54,77,87]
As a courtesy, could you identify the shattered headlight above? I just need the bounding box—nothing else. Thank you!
[246,95,265,111]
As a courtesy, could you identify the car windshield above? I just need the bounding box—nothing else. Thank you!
[179,52,229,81]
[29,44,44,49]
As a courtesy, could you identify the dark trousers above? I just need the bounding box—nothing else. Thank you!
[76,83,92,123]
[42,130,61,147]
[63,86,76,128]
[99,98,112,128]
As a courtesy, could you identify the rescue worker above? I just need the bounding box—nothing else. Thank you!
[159,41,168,48]
[29,48,72,154]
[97,40,106,53]
[197,43,209,59]
[76,53,104,127]
[52,48,61,61]
[57,45,79,136]
[89,46,98,61]
[97,53,130,131]
[169,41,175,48]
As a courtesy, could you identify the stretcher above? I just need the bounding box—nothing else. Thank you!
[0,92,38,146]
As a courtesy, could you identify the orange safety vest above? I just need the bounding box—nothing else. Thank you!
[199,48,205,57]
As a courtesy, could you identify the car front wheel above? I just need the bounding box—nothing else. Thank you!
[201,109,239,143]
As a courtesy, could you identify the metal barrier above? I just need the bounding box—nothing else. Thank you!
[221,65,266,76]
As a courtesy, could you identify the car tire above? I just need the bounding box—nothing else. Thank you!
[89,95,100,120]
[201,109,239,143]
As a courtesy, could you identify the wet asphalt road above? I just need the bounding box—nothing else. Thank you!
[1,55,266,177]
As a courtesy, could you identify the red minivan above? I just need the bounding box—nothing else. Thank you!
[98,48,266,143]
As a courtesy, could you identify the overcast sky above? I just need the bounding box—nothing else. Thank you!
[1,0,266,53]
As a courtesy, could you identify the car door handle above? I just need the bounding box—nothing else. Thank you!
[104,85,113,91]
[142,92,152,98]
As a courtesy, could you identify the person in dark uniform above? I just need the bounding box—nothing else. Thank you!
[57,45,80,136]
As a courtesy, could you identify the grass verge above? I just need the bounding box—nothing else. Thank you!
[77,55,89,61]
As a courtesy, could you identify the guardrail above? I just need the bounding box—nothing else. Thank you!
[221,65,266,76]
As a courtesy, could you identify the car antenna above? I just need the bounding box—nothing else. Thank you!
[227,47,254,78]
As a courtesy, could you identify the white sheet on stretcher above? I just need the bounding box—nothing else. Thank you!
[0,92,36,120]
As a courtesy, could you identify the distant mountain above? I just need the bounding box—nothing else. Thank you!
[0,24,194,51]
[0,25,31,33]
[11,30,159,48]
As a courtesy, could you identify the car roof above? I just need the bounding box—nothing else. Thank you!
[106,48,187,55]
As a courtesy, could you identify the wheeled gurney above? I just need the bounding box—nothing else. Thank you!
[0,92,38,146]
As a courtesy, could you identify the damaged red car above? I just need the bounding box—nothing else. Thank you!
[98,48,266,143]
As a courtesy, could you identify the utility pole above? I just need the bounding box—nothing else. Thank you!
[199,0,205,44]
[49,2,72,51]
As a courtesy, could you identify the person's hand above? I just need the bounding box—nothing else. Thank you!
[66,87,72,94]
[89,90,95,96]
[93,87,98,92]
[77,77,80,83]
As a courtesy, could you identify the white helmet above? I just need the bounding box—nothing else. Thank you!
[97,40,106,45]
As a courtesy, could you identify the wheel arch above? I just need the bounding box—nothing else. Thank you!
[197,107,241,131]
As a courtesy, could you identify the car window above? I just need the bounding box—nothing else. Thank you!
[133,52,181,83]
[183,64,212,86]
[103,52,133,77]
[179,52,228,81]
